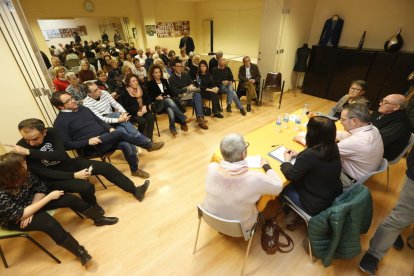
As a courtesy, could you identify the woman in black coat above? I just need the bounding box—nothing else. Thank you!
[147,64,191,136]
[118,74,155,140]
[198,60,223,118]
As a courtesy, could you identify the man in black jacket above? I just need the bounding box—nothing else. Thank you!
[12,118,150,211]
[371,94,412,160]
[179,30,195,55]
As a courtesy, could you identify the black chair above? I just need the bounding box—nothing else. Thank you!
[236,80,261,104]
[149,103,162,137]
[260,72,285,109]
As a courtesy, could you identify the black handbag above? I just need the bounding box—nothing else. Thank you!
[203,105,212,116]
[153,100,164,113]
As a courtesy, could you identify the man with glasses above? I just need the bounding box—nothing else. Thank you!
[202,133,282,230]
[238,56,261,111]
[169,59,209,130]
[371,94,411,161]
[336,104,383,188]
[50,91,155,179]
[329,80,370,118]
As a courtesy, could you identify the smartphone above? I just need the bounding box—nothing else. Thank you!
[87,165,93,173]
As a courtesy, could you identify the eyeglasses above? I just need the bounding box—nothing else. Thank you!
[379,98,397,106]
[340,117,355,122]
[62,96,75,104]
[349,87,362,92]
[244,142,250,150]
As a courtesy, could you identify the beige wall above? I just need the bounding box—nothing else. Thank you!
[0,34,46,145]
[308,0,414,51]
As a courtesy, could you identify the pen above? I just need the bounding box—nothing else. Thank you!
[271,144,281,147]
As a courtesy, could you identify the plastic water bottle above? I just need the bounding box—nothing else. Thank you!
[302,104,309,116]
[283,113,289,128]
[275,116,282,132]
[196,75,201,87]
[295,115,302,131]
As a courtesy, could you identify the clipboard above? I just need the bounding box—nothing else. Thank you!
[268,146,296,164]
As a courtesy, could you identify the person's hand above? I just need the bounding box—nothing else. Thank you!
[11,145,30,155]
[109,128,116,133]
[249,79,255,83]
[47,190,64,200]
[284,149,297,162]
[261,157,269,166]
[110,92,117,98]
[88,136,101,145]
[74,169,92,180]
[293,135,306,146]
[156,95,163,100]
[212,87,219,93]
[119,113,131,122]
[222,80,229,86]
[142,106,147,114]
[20,215,33,229]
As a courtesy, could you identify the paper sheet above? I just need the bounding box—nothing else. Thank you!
[268,146,296,164]
[245,155,262,168]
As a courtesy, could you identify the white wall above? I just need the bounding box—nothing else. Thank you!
[308,0,414,50]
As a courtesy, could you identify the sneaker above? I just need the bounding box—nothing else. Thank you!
[240,108,247,116]
[226,104,232,112]
[359,252,379,275]
[131,169,150,179]
[134,180,150,202]
[213,113,224,118]
[393,234,404,250]
[181,124,188,132]
[147,141,164,152]
[246,104,251,112]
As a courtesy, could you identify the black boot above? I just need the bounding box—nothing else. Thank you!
[134,180,150,202]
[59,233,92,266]
[81,206,119,226]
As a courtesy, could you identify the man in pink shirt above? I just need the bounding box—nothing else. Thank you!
[337,104,384,188]
[202,134,283,230]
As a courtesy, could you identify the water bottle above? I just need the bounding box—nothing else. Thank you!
[295,115,302,131]
[302,104,309,116]
[196,75,201,87]
[275,116,282,132]
[283,113,289,128]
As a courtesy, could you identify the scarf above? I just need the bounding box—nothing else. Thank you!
[219,160,249,176]
[126,86,143,109]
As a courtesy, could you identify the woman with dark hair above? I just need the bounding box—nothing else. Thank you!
[0,152,118,266]
[167,50,176,69]
[329,80,370,118]
[147,64,192,136]
[198,60,223,118]
[280,116,343,216]
[118,74,155,140]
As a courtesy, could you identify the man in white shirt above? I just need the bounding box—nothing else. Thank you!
[202,134,283,230]
[337,104,384,188]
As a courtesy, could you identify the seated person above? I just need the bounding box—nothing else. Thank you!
[371,94,412,160]
[144,50,155,71]
[14,118,150,204]
[281,116,343,216]
[160,47,169,66]
[189,54,200,81]
[178,49,189,67]
[48,56,68,79]
[132,58,147,83]
[95,69,117,98]
[202,133,283,230]
[107,58,125,96]
[211,58,246,115]
[134,48,146,65]
[329,80,370,118]
[238,56,261,111]
[0,152,118,266]
[50,91,157,179]
[52,66,70,92]
[405,71,414,130]
[65,72,86,105]
[198,60,223,118]
[78,60,96,83]
[337,104,384,188]
[118,74,156,140]
[209,51,223,73]
[147,64,192,136]
[169,59,208,130]
[153,58,171,79]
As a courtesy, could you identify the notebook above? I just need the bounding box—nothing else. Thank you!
[268,146,296,164]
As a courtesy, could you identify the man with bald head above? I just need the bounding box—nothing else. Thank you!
[371,94,412,160]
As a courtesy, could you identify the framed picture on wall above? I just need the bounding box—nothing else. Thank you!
[77,26,88,36]
[145,25,156,36]
[132,27,137,39]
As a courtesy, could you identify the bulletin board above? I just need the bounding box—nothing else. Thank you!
[155,21,190,38]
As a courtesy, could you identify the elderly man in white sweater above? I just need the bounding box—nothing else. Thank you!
[202,134,283,230]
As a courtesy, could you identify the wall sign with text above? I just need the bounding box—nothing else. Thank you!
[155,21,190,38]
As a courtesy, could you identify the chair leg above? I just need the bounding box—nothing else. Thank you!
[0,245,8,268]
[24,235,61,264]
[95,175,107,190]
[72,210,84,219]
[241,228,255,275]
[387,166,390,192]
[154,114,161,137]
[192,218,202,255]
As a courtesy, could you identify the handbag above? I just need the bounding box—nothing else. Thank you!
[153,100,164,113]
[203,105,212,116]
[261,219,294,254]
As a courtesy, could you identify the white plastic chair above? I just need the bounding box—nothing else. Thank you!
[352,158,388,189]
[387,134,414,191]
[193,205,258,275]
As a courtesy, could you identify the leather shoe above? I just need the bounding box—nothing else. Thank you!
[181,124,188,131]
[94,216,119,226]
[131,169,150,179]
[359,252,379,275]
[77,246,92,266]
[198,122,208,129]
[170,128,177,136]
[147,141,164,152]
[185,117,193,124]
[226,104,232,112]
[134,180,150,202]
[213,113,224,118]
[240,108,246,116]
[247,104,251,112]
[93,204,105,216]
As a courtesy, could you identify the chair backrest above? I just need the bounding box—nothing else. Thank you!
[388,133,414,165]
[263,72,282,91]
[354,158,388,186]
[71,66,80,74]
[197,205,249,241]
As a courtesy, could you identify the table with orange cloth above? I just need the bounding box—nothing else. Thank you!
[211,114,308,212]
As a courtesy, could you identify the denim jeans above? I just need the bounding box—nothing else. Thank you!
[163,97,187,131]
[220,83,243,109]
[367,176,414,260]
[192,92,204,117]
[279,183,305,210]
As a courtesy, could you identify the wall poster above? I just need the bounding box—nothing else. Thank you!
[155,21,190,38]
